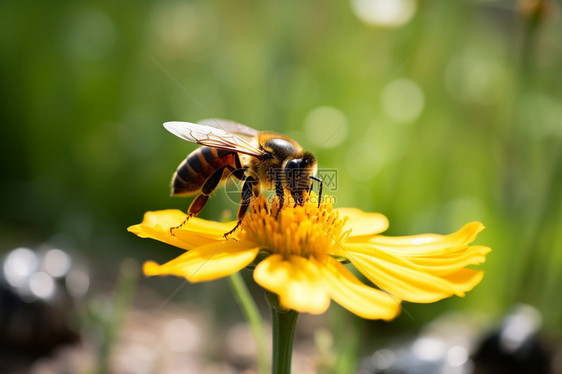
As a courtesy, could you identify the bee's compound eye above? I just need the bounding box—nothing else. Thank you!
[285,159,306,191]
[286,159,302,172]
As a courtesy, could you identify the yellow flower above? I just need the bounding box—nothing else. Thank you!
[128,195,490,320]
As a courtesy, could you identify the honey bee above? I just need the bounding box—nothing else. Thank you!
[165,119,323,238]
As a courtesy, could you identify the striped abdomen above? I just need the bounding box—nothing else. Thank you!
[171,146,236,196]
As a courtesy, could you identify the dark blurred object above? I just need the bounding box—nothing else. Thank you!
[360,306,555,374]
[472,305,550,374]
[0,246,89,371]
[359,312,479,374]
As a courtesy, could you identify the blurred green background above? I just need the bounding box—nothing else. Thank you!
[1,0,561,371]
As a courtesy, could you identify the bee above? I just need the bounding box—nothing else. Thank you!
[165,119,323,238]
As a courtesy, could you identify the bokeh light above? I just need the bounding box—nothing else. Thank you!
[3,247,38,288]
[351,0,417,27]
[43,248,72,278]
[304,106,348,148]
[381,78,425,124]
[28,271,55,300]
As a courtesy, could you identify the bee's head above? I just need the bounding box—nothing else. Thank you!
[284,152,317,204]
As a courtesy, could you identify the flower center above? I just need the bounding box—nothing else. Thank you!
[240,194,349,259]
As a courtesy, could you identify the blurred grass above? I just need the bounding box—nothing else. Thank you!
[1,0,561,360]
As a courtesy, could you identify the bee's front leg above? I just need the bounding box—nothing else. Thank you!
[224,176,258,239]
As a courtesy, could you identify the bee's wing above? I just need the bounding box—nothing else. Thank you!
[164,121,265,158]
[197,118,259,140]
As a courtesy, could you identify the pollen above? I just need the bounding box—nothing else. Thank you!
[240,194,350,259]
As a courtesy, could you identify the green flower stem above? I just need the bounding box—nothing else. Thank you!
[266,291,299,374]
[228,273,269,374]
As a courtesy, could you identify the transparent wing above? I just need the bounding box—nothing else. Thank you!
[197,118,259,139]
[163,121,265,158]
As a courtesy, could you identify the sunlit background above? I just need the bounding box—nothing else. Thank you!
[1,0,561,373]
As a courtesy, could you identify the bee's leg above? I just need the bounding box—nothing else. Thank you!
[169,165,229,236]
[272,177,285,219]
[252,182,261,198]
[309,176,323,207]
[229,153,247,180]
[224,176,258,239]
[230,153,259,197]
[292,191,307,207]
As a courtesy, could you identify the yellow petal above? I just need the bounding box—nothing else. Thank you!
[408,245,491,276]
[253,254,331,314]
[351,222,485,257]
[143,239,259,282]
[128,209,236,250]
[317,256,401,320]
[442,268,485,294]
[345,246,472,303]
[336,208,389,237]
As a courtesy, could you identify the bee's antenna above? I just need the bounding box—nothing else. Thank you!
[309,176,323,207]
